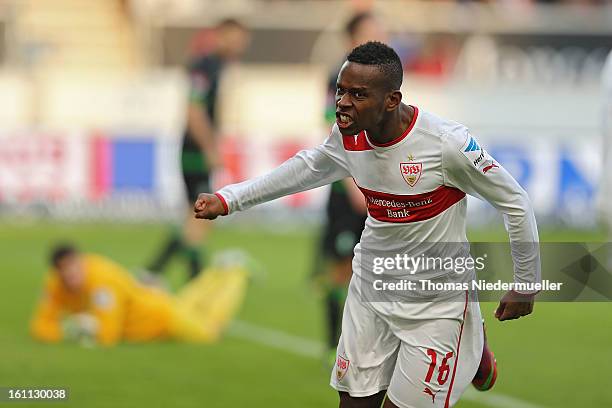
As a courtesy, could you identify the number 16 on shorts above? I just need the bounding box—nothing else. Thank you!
[422,349,454,403]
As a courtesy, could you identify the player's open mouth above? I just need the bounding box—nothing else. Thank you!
[336,113,354,129]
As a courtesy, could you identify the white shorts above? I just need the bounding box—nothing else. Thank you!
[330,278,484,408]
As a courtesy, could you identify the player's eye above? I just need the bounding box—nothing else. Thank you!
[336,87,345,96]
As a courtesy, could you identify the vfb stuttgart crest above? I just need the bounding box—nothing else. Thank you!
[336,356,350,381]
[400,162,422,187]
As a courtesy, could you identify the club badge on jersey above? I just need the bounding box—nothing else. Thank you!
[92,288,114,310]
[461,135,498,174]
[400,158,423,187]
[336,356,350,381]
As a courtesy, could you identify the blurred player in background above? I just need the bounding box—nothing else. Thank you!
[145,19,250,280]
[31,244,249,346]
[316,11,385,363]
[194,42,539,407]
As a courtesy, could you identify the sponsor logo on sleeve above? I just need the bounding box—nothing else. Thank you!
[464,137,481,152]
[461,135,497,174]
[482,163,499,174]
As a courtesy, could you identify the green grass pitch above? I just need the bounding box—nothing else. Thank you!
[0,221,610,407]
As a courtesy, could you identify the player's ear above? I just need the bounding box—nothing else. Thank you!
[385,90,402,111]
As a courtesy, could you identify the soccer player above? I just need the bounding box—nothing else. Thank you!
[317,11,385,363]
[145,19,250,280]
[194,42,540,408]
[31,244,249,346]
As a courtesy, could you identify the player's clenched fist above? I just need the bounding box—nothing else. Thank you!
[194,193,225,219]
[495,290,535,321]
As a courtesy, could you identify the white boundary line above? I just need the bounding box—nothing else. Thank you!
[462,389,547,408]
[228,320,547,408]
[229,320,324,358]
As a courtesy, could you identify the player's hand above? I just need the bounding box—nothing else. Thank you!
[62,313,99,344]
[495,290,535,321]
[194,193,225,220]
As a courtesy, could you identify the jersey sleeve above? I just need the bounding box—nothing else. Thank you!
[30,277,63,342]
[216,126,350,214]
[442,125,541,293]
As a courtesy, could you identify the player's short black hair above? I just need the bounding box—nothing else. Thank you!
[346,41,403,90]
[345,12,374,38]
[216,18,247,31]
[50,244,78,268]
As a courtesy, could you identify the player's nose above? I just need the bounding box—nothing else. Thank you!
[336,93,351,108]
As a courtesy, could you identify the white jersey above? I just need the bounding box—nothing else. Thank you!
[216,106,540,303]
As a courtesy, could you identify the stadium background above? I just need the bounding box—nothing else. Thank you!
[0,0,610,407]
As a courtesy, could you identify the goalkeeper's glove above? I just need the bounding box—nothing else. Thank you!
[61,313,99,347]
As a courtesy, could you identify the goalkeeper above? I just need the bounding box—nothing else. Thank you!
[30,244,249,346]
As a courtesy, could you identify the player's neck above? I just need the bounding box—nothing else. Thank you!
[366,104,414,145]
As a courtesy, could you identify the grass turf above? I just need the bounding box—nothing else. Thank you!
[0,221,610,407]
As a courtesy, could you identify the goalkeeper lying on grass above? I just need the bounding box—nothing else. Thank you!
[30,244,249,346]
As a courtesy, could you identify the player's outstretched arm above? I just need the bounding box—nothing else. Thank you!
[442,126,540,321]
[194,193,226,220]
[196,129,350,218]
